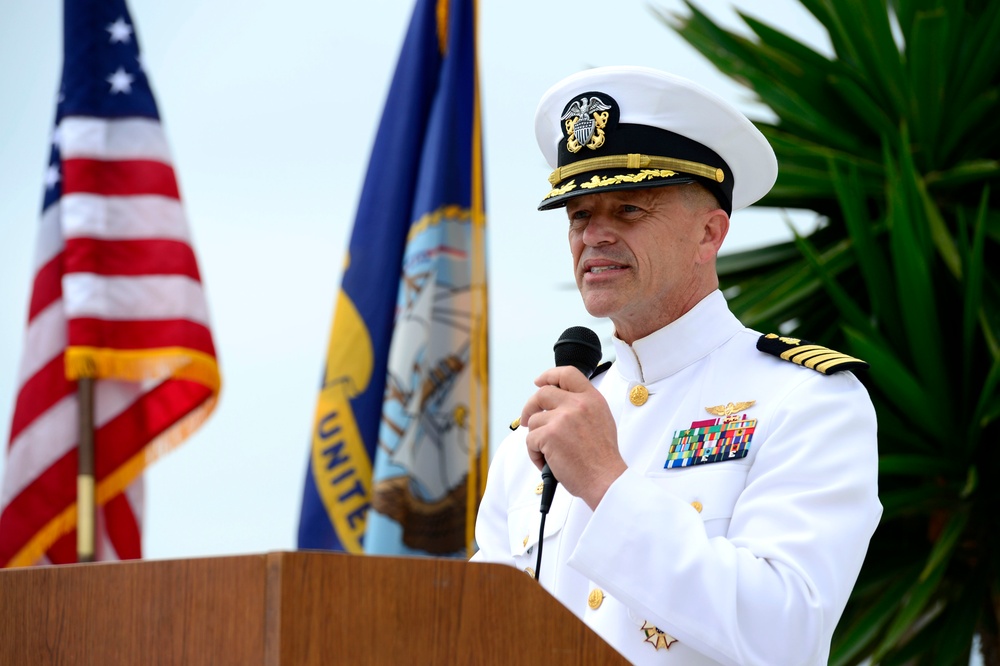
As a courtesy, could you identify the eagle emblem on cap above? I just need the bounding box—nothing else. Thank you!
[561,95,612,153]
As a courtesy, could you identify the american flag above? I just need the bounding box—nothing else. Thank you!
[0,0,220,567]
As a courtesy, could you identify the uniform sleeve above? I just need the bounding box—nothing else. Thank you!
[567,370,882,666]
[469,433,519,566]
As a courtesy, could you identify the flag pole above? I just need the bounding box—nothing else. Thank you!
[77,377,96,563]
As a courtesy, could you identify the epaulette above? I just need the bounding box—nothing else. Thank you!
[509,360,615,430]
[756,333,869,375]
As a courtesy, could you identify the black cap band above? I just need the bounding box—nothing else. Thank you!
[542,123,735,213]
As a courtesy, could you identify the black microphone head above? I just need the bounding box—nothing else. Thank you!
[553,326,602,377]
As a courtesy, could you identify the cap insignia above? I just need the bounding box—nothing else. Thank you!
[640,621,677,650]
[560,95,612,153]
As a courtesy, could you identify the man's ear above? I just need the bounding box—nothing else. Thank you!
[697,210,729,263]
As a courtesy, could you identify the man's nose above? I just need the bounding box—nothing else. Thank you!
[581,214,616,245]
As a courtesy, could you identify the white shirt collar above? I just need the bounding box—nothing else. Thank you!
[609,290,743,383]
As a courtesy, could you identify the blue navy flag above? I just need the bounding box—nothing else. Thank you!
[297,0,488,557]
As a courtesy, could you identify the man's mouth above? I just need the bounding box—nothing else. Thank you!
[585,262,627,274]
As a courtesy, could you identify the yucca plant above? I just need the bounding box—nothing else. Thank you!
[658,1,1000,663]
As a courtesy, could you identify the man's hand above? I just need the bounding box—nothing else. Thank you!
[519,366,627,510]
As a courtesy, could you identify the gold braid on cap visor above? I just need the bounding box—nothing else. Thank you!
[547,153,724,187]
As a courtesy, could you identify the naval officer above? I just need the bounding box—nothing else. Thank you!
[471,66,881,665]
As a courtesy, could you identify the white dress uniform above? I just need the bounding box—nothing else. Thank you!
[471,291,882,665]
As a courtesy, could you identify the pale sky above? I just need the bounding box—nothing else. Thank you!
[0,0,830,559]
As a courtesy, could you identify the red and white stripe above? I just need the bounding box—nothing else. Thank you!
[0,116,219,567]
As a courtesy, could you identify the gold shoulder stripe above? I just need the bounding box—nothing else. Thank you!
[757,333,868,375]
[779,344,827,363]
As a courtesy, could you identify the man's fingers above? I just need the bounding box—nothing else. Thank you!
[520,366,595,431]
[519,385,568,429]
[534,366,591,391]
[525,431,546,470]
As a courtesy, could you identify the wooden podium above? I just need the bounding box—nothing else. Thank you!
[0,551,627,665]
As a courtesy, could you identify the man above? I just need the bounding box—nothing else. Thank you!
[471,66,881,665]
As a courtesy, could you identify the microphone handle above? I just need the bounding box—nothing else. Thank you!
[539,462,557,514]
[535,463,557,581]
[534,326,601,580]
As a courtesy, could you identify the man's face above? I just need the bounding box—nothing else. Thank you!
[565,185,726,343]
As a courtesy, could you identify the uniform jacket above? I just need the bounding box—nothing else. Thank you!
[471,290,882,665]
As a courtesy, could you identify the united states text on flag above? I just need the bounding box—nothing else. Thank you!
[297,0,488,557]
[0,0,220,567]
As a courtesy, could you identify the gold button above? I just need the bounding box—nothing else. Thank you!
[691,501,703,513]
[588,588,605,610]
[523,535,529,547]
[524,567,534,577]
[535,482,544,495]
[629,385,649,406]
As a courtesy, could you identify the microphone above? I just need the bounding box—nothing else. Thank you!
[539,326,602,515]
[534,326,601,582]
